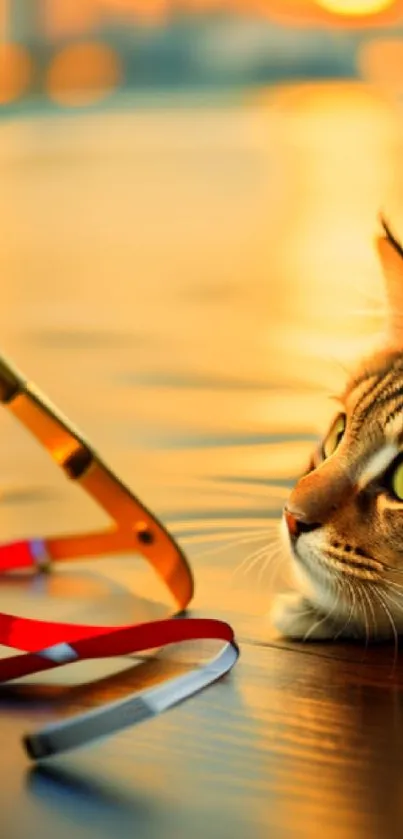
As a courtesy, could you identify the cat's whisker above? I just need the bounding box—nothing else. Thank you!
[372,587,399,669]
[239,545,272,579]
[257,544,283,589]
[181,523,281,546]
[172,518,274,537]
[267,555,284,594]
[233,544,269,579]
[356,583,370,656]
[323,355,353,379]
[240,531,280,553]
[383,566,403,577]
[190,530,271,561]
[384,579,403,595]
[209,484,290,500]
[234,545,285,606]
[361,582,377,639]
[258,540,281,574]
[334,576,356,640]
[381,588,403,611]
[269,545,291,591]
[302,584,340,642]
[234,536,284,582]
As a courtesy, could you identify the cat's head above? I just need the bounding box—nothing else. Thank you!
[284,218,403,639]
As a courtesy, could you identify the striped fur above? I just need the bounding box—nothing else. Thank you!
[272,220,403,643]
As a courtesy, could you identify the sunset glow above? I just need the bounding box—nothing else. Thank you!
[316,0,394,14]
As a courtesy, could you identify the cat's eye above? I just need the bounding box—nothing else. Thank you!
[322,413,346,460]
[391,460,403,501]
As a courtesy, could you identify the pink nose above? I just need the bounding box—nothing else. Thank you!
[284,507,321,539]
[284,509,299,537]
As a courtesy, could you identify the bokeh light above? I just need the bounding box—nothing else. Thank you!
[316,0,394,13]
[359,37,403,90]
[0,43,33,105]
[42,0,98,38]
[46,42,121,107]
[100,0,169,19]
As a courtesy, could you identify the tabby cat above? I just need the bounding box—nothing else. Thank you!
[272,218,403,642]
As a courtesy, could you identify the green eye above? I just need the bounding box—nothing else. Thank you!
[391,461,403,501]
[323,413,346,460]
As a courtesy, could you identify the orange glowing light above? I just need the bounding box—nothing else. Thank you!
[0,43,33,105]
[359,38,403,90]
[42,0,98,38]
[316,0,393,14]
[46,42,121,107]
[101,0,168,16]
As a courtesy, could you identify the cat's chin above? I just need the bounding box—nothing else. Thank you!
[286,540,338,614]
[289,547,318,600]
[274,521,403,642]
[270,542,346,641]
[272,547,403,643]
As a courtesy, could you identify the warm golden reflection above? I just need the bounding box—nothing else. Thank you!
[256,81,398,383]
[317,0,393,13]
[239,652,397,839]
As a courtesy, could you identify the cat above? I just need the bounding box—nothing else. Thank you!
[271,217,403,643]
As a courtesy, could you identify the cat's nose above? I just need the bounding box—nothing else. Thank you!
[284,507,321,540]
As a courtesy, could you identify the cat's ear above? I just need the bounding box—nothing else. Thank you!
[376,217,403,346]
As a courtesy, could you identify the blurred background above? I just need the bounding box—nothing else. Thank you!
[3,1,403,111]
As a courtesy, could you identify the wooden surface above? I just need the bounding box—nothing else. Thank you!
[1,83,403,839]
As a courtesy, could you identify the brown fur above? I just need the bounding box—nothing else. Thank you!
[271,221,403,642]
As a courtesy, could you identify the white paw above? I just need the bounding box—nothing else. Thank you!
[270,592,341,641]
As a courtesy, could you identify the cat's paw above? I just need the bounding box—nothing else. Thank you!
[270,592,340,641]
